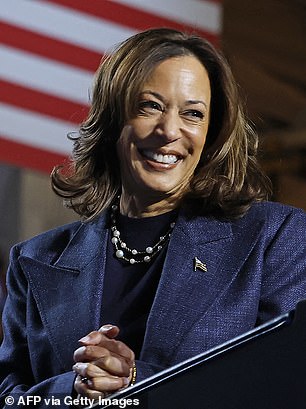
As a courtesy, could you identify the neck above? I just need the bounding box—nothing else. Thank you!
[119,190,181,218]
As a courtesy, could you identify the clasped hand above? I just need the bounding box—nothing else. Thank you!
[73,325,135,399]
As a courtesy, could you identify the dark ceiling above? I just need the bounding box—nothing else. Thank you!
[222,0,306,198]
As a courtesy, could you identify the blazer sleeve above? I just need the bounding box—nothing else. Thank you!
[0,246,76,408]
[134,361,165,383]
[258,207,306,323]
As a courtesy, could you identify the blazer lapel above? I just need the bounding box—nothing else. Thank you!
[17,209,264,370]
[19,214,108,370]
[141,212,263,365]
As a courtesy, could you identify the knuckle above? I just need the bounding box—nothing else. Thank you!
[129,350,135,362]
[115,340,134,362]
[105,338,117,348]
[73,346,85,361]
[73,363,88,377]
[115,341,126,354]
[83,345,94,356]
[86,364,97,379]
[75,380,88,395]
[97,354,111,368]
[103,376,123,390]
[86,363,98,377]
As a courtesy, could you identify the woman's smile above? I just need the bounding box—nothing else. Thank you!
[140,149,181,165]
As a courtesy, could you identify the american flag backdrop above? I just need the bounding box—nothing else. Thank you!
[0,0,222,173]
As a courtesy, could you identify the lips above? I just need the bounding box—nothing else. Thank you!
[139,149,182,165]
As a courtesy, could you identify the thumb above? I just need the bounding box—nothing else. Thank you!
[98,324,120,339]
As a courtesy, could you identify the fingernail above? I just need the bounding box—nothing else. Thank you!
[99,325,114,332]
[78,335,91,343]
[123,377,130,386]
[72,363,84,372]
[73,362,85,370]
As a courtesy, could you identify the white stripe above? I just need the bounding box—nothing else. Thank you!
[0,0,136,53]
[0,103,74,155]
[0,45,93,105]
[113,0,221,33]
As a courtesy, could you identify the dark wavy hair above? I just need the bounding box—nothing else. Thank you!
[51,28,271,220]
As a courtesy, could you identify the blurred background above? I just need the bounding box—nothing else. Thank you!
[0,0,305,318]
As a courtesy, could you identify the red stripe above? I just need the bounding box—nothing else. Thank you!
[0,21,101,72]
[0,136,67,174]
[45,0,220,45]
[0,80,89,124]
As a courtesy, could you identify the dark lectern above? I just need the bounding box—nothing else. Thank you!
[93,300,306,409]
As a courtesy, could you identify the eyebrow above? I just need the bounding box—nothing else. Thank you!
[140,90,208,109]
[140,90,165,102]
[186,99,208,109]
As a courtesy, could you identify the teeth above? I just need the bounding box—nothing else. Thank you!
[142,150,179,164]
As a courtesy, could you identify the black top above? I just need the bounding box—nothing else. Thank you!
[101,210,177,359]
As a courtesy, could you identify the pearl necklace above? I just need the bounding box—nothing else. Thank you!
[110,203,176,264]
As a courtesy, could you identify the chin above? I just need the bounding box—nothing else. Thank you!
[140,180,185,197]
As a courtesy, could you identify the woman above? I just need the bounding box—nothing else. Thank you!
[1,28,306,405]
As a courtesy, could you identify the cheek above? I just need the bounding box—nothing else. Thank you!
[191,127,208,154]
[127,117,156,139]
[116,128,133,162]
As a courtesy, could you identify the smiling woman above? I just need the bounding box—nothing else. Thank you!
[51,27,270,220]
[1,28,306,406]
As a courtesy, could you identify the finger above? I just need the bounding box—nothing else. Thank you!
[79,325,120,345]
[74,345,113,363]
[73,356,130,379]
[99,338,134,363]
[74,369,129,391]
[78,331,106,346]
[74,378,105,400]
[74,374,129,396]
[74,348,131,377]
[75,339,135,365]
[99,324,120,339]
[73,363,130,386]
[87,374,130,392]
[73,362,106,378]
[93,354,131,377]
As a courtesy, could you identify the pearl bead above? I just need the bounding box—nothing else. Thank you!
[110,201,175,265]
[116,250,124,258]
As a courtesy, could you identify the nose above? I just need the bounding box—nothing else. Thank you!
[155,109,181,142]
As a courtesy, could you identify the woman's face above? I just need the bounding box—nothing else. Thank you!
[117,55,211,202]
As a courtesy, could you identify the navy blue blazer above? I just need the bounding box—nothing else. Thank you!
[1,201,306,405]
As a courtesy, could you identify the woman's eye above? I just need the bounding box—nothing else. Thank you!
[138,101,162,113]
[183,110,205,120]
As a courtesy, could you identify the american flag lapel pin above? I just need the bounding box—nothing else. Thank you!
[193,257,207,272]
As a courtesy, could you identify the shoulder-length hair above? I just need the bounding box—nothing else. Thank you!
[51,27,271,220]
